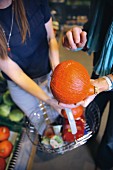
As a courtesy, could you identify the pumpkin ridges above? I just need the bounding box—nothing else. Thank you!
[50,60,91,104]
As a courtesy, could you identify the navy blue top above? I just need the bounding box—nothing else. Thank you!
[0,0,51,80]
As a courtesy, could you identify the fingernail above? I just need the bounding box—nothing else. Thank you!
[71,47,83,52]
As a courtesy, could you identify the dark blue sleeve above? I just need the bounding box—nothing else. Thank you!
[40,0,51,23]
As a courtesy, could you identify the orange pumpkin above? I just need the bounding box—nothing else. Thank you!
[61,105,84,120]
[50,60,94,104]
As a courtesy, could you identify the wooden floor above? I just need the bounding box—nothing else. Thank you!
[31,32,109,170]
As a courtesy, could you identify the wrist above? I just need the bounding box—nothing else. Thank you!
[45,98,53,105]
[103,75,113,91]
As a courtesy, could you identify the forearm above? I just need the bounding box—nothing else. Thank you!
[49,38,60,71]
[0,57,50,103]
[45,18,60,70]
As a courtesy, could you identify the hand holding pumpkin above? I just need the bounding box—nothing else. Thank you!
[90,78,110,92]
[46,98,64,114]
[59,93,97,108]
[78,76,112,107]
[74,77,110,108]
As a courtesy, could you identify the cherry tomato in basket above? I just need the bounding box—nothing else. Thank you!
[0,126,10,141]
[0,157,6,170]
[0,140,13,158]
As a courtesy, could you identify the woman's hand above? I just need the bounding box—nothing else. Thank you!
[59,77,110,108]
[62,26,87,51]
[78,77,110,107]
[59,94,97,108]
[46,98,64,114]
[90,77,110,93]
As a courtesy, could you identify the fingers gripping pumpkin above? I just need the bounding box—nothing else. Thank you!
[50,60,94,104]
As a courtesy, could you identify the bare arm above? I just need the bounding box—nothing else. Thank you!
[0,57,51,102]
[0,57,64,113]
[45,18,60,71]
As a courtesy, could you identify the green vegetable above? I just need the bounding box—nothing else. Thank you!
[9,109,24,122]
[0,104,11,117]
[3,90,14,106]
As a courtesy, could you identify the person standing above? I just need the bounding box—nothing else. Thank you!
[62,0,113,169]
[0,0,63,135]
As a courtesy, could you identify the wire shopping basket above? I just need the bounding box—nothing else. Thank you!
[25,101,100,154]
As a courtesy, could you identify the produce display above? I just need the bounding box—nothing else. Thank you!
[0,90,24,124]
[0,76,23,169]
[0,126,13,170]
[50,60,94,104]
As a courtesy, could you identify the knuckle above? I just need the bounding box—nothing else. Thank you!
[66,31,72,37]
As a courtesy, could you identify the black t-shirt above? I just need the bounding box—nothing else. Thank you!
[0,0,51,80]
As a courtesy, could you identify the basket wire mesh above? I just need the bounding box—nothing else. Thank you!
[25,101,100,154]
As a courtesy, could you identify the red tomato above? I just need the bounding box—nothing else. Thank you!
[75,118,85,139]
[62,129,75,142]
[0,126,10,141]
[0,140,13,158]
[62,119,75,142]
[0,157,6,170]
[61,106,84,120]
[62,118,85,142]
